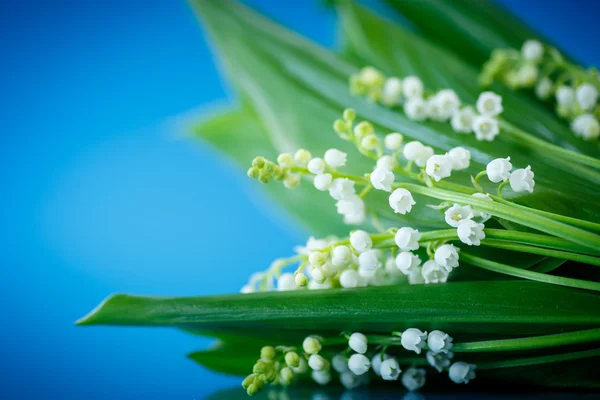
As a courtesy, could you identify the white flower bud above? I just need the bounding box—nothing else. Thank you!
[332,245,351,267]
[309,251,327,267]
[509,165,535,193]
[295,273,308,287]
[277,153,294,168]
[404,98,428,121]
[517,64,539,87]
[292,357,308,373]
[283,173,301,189]
[336,195,366,225]
[240,284,254,294]
[348,332,368,354]
[408,268,426,285]
[339,269,360,288]
[457,219,486,246]
[384,133,404,150]
[350,230,372,253]
[401,328,427,354]
[472,115,500,141]
[576,83,598,111]
[294,149,312,167]
[476,91,503,117]
[389,188,416,215]
[308,157,326,175]
[395,251,421,275]
[471,193,493,222]
[403,141,434,167]
[347,354,371,375]
[370,166,395,192]
[303,336,322,355]
[311,370,331,385]
[451,106,476,133]
[401,367,426,391]
[314,173,333,191]
[382,77,403,106]
[371,352,391,376]
[395,227,421,251]
[353,121,374,138]
[535,77,553,100]
[435,89,461,120]
[311,267,326,284]
[556,86,575,107]
[309,354,329,371]
[571,114,600,141]
[444,204,474,227]
[359,66,384,86]
[522,39,543,62]
[446,147,471,170]
[434,244,459,272]
[425,154,453,182]
[332,354,349,373]
[486,157,512,183]
[376,155,395,170]
[426,350,453,373]
[358,250,381,272]
[402,76,424,99]
[361,134,379,150]
[340,371,363,389]
[421,260,449,284]
[449,362,476,384]
[324,148,347,168]
[277,273,298,291]
[329,178,355,200]
[427,330,454,354]
[380,359,401,381]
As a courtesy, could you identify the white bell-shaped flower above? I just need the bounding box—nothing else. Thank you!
[277,273,298,291]
[556,86,575,106]
[380,359,401,381]
[457,219,486,246]
[444,204,474,227]
[404,98,428,121]
[332,245,351,267]
[395,227,421,251]
[434,244,459,272]
[403,141,433,167]
[348,332,368,354]
[509,165,535,193]
[350,230,372,253]
[571,114,600,141]
[449,362,476,384]
[389,188,416,215]
[340,371,363,390]
[332,354,349,373]
[384,133,404,150]
[371,352,391,376]
[329,178,355,200]
[427,330,454,354]
[395,251,421,275]
[309,354,329,371]
[371,166,395,192]
[303,336,322,354]
[435,89,461,120]
[382,77,403,106]
[308,157,326,175]
[421,260,449,284]
[339,269,360,288]
[521,39,543,62]
[336,195,366,225]
[401,328,427,354]
[311,370,331,385]
[401,367,426,391]
[324,148,347,168]
[347,354,371,376]
[476,91,503,117]
[358,250,381,272]
[425,154,453,182]
[377,155,396,170]
[402,76,424,99]
[314,173,333,191]
[408,269,425,285]
[451,106,476,134]
[446,147,471,170]
[535,77,553,100]
[486,157,512,183]
[294,149,312,167]
[426,350,454,373]
[471,193,493,221]
[576,83,598,111]
[472,115,500,141]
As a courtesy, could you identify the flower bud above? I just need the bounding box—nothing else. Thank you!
[294,273,308,287]
[308,354,329,371]
[277,153,293,168]
[303,336,322,355]
[253,361,268,374]
[241,374,256,389]
[294,149,312,167]
[333,119,346,134]
[251,156,266,168]
[353,121,374,138]
[258,171,271,184]
[343,108,356,121]
[348,332,368,354]
[384,132,403,150]
[246,382,260,396]
[361,134,379,150]
[285,351,300,368]
[279,367,295,386]
[309,251,326,267]
[247,167,260,179]
[311,267,326,284]
[260,346,276,360]
[283,173,300,189]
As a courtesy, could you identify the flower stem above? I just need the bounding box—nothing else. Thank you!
[481,239,600,266]
[477,348,600,370]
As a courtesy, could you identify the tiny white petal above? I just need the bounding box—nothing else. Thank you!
[576,83,598,111]
[309,354,329,371]
[324,149,348,168]
[486,157,512,183]
[332,245,351,267]
[476,91,503,117]
[395,251,421,275]
[451,106,476,134]
[384,133,404,150]
[339,269,360,288]
[277,273,298,291]
[571,114,600,141]
[402,76,424,99]
[522,39,543,62]
[389,188,416,215]
[457,219,486,246]
[382,77,403,106]
[535,77,553,100]
[509,165,535,193]
[426,350,454,373]
[394,227,421,251]
[425,154,453,182]
[371,352,391,376]
[332,354,349,373]
[371,167,395,192]
[311,370,331,386]
[329,178,356,200]
[444,204,474,228]
[434,244,459,272]
[308,157,326,175]
[336,195,366,225]
[556,86,575,107]
[358,250,381,272]
[472,115,500,141]
[421,260,449,284]
[427,330,454,354]
[404,98,428,121]
[376,155,396,170]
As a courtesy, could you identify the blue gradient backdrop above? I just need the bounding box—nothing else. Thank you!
[1,0,597,399]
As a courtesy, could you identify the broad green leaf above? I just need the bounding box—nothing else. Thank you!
[77,281,600,338]
[191,0,600,227]
[193,106,350,237]
[383,0,565,67]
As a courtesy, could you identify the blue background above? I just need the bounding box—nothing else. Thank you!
[1,0,597,399]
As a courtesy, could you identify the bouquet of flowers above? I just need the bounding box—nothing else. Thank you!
[78,0,600,396]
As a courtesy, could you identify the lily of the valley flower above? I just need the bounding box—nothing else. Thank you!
[576,83,598,111]
[449,362,477,384]
[348,332,368,354]
[457,219,486,246]
[571,114,600,141]
[446,146,471,170]
[277,273,298,291]
[389,188,416,214]
[486,157,512,182]
[329,178,355,200]
[314,173,333,191]
[426,351,454,373]
[403,141,434,167]
[401,367,427,391]
[427,330,454,354]
[509,165,535,193]
[324,148,347,168]
[422,260,450,284]
[358,250,381,272]
[336,195,366,224]
[348,354,371,376]
[395,227,421,251]
[384,133,404,150]
[395,251,421,275]
[521,39,543,62]
[380,359,401,381]
[404,98,428,121]
[402,76,424,99]
[451,106,476,133]
[350,230,372,253]
[472,115,500,141]
[476,91,503,117]
[401,328,427,354]
[434,244,460,272]
[371,166,395,192]
[444,204,474,227]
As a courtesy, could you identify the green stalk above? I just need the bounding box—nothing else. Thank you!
[478,348,600,370]
[529,258,566,274]
[482,239,600,266]
[461,252,600,292]
[453,328,600,352]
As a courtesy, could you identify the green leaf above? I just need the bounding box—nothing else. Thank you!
[191,0,600,228]
[383,0,566,67]
[193,106,350,237]
[77,281,600,338]
[188,338,271,376]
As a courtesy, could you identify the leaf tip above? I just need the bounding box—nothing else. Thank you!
[75,293,129,326]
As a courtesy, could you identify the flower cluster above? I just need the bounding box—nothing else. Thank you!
[481,157,536,195]
[242,329,475,396]
[481,39,600,141]
[350,66,505,141]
